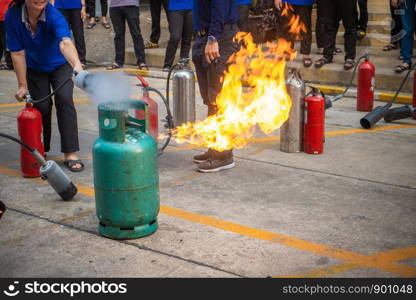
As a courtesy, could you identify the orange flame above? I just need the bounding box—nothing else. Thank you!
[173,33,296,151]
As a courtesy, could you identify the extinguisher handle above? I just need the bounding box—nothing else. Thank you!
[24,94,33,103]
[136,75,149,88]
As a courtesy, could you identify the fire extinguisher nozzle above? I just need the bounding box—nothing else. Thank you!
[384,105,414,123]
[360,106,390,129]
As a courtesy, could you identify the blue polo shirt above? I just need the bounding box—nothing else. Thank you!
[54,0,82,10]
[169,0,192,10]
[237,0,251,4]
[193,0,238,40]
[5,3,70,72]
[283,0,315,5]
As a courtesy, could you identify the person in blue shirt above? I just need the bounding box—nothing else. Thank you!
[192,0,239,173]
[237,0,251,33]
[51,0,87,68]
[162,0,193,71]
[275,0,315,67]
[6,0,85,171]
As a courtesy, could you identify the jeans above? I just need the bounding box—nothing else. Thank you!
[27,63,79,153]
[110,6,146,66]
[357,0,368,31]
[163,9,193,68]
[320,0,357,60]
[390,1,403,46]
[238,4,250,33]
[87,0,108,17]
[59,9,87,64]
[150,0,169,44]
[0,21,12,68]
[400,0,415,64]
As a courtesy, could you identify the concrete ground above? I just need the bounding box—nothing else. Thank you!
[0,66,415,278]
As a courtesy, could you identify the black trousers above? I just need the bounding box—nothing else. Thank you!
[87,0,108,17]
[27,63,79,153]
[315,1,326,49]
[390,2,403,46]
[0,21,12,68]
[320,0,357,60]
[192,26,239,160]
[280,5,312,55]
[110,6,146,66]
[357,0,368,31]
[238,4,250,33]
[150,0,169,44]
[163,9,193,68]
[59,9,87,64]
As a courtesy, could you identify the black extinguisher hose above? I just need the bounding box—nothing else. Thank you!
[384,63,416,109]
[26,77,73,104]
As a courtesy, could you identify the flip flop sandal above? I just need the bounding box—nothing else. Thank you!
[344,59,355,70]
[303,57,313,68]
[395,64,411,73]
[334,48,342,55]
[138,63,149,70]
[87,22,96,29]
[383,44,398,51]
[102,22,111,29]
[314,57,332,68]
[64,160,84,172]
[107,63,122,70]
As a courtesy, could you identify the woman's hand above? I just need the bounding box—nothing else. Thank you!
[275,0,283,9]
[15,86,28,102]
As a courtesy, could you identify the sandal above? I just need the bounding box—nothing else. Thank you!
[64,160,84,172]
[344,59,355,70]
[0,63,12,70]
[138,63,149,70]
[87,22,96,29]
[395,63,411,73]
[107,63,122,70]
[334,48,342,55]
[102,22,111,29]
[314,57,332,68]
[303,57,313,68]
[383,43,398,51]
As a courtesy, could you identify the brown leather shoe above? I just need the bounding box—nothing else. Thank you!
[197,157,235,173]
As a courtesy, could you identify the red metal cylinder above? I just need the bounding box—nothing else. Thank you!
[357,58,375,112]
[17,103,44,177]
[136,75,158,141]
[304,92,325,155]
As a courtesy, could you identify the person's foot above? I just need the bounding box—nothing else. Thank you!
[101,16,111,29]
[303,55,312,68]
[144,42,159,49]
[162,65,171,72]
[87,18,96,29]
[344,59,355,70]
[314,56,332,68]
[64,153,84,172]
[395,63,411,73]
[383,43,398,51]
[197,157,235,173]
[356,30,366,40]
[193,150,212,163]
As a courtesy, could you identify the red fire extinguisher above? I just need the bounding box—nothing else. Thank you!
[304,88,325,155]
[17,98,44,177]
[136,75,158,141]
[357,56,375,112]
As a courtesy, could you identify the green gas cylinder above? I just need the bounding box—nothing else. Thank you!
[93,100,159,239]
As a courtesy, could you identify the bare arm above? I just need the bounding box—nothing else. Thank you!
[50,0,55,5]
[59,38,83,72]
[11,51,28,102]
[81,0,86,21]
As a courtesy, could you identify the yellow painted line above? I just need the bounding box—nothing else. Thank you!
[0,97,89,109]
[276,246,416,278]
[379,93,413,105]
[1,164,416,277]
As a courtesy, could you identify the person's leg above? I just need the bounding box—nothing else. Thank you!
[0,21,4,62]
[320,0,339,62]
[149,0,162,44]
[357,0,368,32]
[340,0,357,61]
[27,68,53,152]
[100,0,108,17]
[67,9,87,65]
[294,5,312,56]
[163,10,184,68]
[50,63,80,157]
[192,36,209,106]
[315,0,326,50]
[179,9,193,60]
[87,0,96,25]
[237,4,250,33]
[110,6,126,66]
[125,6,146,65]
[399,0,415,67]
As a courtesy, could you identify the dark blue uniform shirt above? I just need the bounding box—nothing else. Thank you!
[193,0,238,40]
